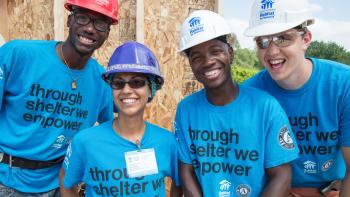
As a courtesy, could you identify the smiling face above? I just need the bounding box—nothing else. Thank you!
[67,8,111,56]
[256,28,312,84]
[187,39,233,89]
[111,73,150,118]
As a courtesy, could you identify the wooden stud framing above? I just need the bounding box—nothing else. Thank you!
[136,0,145,43]
[0,0,9,41]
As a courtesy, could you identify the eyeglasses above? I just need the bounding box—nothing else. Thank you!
[73,12,111,32]
[109,79,148,90]
[255,31,305,49]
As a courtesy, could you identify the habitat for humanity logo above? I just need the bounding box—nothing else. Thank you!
[52,135,66,149]
[259,0,275,20]
[304,160,317,174]
[188,17,204,36]
[218,180,231,197]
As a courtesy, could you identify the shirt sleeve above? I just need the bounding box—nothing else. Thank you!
[169,134,181,186]
[174,103,192,164]
[0,42,14,110]
[63,138,85,188]
[339,79,350,147]
[264,100,299,168]
[97,85,114,123]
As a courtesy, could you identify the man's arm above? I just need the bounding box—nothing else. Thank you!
[179,161,203,197]
[170,179,183,197]
[340,147,350,197]
[59,168,79,197]
[261,163,292,197]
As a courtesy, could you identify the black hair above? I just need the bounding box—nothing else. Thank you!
[294,24,309,34]
[184,35,228,57]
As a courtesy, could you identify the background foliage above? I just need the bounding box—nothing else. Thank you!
[231,40,350,83]
[306,41,350,65]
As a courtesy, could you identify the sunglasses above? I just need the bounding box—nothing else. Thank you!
[255,31,305,49]
[109,79,148,90]
[73,12,111,32]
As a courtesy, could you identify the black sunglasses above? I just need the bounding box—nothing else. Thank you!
[109,79,148,90]
[72,12,111,32]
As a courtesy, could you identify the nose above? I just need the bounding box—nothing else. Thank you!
[120,83,133,93]
[82,21,96,34]
[265,41,280,56]
[204,54,216,66]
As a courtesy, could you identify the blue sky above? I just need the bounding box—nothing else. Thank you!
[223,0,350,51]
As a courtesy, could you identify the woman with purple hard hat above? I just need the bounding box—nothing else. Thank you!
[60,41,182,197]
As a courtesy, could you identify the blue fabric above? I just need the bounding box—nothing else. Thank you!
[174,85,299,197]
[244,58,350,188]
[0,183,60,197]
[63,120,179,197]
[0,40,113,192]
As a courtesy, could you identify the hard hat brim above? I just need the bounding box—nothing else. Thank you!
[244,19,314,37]
[102,64,164,88]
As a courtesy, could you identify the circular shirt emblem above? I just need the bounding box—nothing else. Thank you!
[236,184,251,197]
[278,125,295,150]
[322,160,333,171]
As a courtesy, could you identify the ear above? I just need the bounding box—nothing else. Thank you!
[227,44,234,64]
[302,31,312,51]
[67,14,73,28]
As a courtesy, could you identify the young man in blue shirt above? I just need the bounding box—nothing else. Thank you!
[0,0,118,196]
[175,9,299,197]
[244,0,350,196]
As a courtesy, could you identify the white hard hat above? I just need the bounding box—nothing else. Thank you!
[244,0,315,37]
[178,10,235,53]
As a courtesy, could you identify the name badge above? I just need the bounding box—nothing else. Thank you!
[125,148,158,178]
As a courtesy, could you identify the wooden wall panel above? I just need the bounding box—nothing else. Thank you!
[7,0,54,40]
[92,0,136,67]
[143,0,215,131]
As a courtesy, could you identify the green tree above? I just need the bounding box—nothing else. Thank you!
[231,66,258,84]
[232,43,262,69]
[306,41,350,65]
[230,42,261,83]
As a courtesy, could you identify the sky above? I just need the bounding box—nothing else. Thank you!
[223,0,350,51]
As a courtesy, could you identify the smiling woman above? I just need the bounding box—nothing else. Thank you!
[60,41,182,197]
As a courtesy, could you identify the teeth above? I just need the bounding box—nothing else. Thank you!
[269,59,284,65]
[121,98,136,104]
[204,69,219,77]
[79,36,94,44]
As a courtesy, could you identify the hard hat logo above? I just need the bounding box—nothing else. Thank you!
[95,0,111,6]
[260,0,276,20]
[188,17,204,36]
[261,0,275,10]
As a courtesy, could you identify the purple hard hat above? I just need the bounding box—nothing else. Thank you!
[102,41,164,89]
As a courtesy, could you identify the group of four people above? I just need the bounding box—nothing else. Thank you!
[0,0,349,197]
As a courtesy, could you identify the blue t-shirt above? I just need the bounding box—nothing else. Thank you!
[245,58,350,188]
[175,85,299,197]
[0,40,113,192]
[63,120,180,197]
